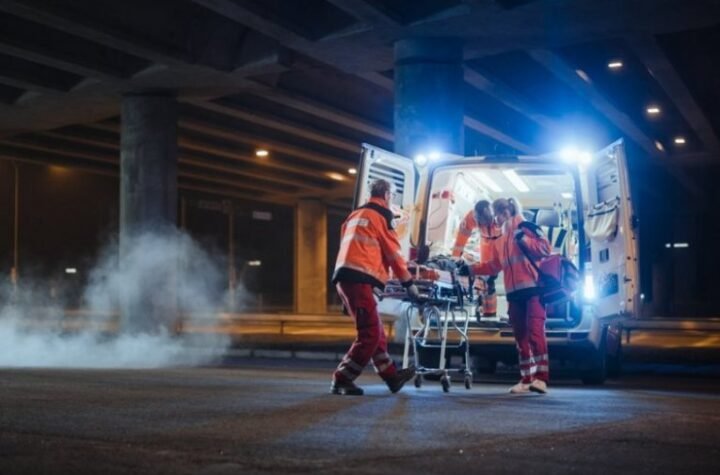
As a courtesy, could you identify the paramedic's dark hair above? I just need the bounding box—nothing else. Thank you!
[493,197,522,217]
[474,200,491,217]
[370,179,392,198]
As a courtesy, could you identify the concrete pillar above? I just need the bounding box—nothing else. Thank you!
[294,200,327,314]
[394,38,465,158]
[120,93,178,332]
[120,93,178,238]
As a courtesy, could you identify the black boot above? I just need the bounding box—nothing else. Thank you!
[385,365,416,393]
[330,380,364,396]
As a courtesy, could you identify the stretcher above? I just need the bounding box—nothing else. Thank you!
[383,260,473,392]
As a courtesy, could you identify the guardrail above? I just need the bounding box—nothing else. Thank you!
[623,318,720,343]
[219,313,396,339]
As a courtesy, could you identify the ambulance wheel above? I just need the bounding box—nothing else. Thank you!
[464,375,472,390]
[440,375,451,393]
[414,375,422,388]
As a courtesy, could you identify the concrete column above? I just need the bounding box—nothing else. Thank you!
[394,38,465,157]
[120,93,178,332]
[294,200,327,314]
[120,93,178,238]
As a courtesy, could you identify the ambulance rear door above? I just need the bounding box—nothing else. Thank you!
[355,144,417,258]
[581,139,640,319]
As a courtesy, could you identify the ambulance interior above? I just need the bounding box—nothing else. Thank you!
[424,163,582,326]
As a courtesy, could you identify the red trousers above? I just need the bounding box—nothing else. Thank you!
[508,296,549,384]
[333,282,397,383]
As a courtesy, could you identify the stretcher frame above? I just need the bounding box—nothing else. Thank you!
[384,274,473,392]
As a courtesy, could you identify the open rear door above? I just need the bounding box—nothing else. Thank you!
[355,144,417,258]
[581,140,639,319]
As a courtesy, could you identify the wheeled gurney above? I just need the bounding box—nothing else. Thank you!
[384,263,473,392]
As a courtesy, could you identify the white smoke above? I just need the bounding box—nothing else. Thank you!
[0,230,238,368]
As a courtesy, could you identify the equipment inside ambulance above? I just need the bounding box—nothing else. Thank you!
[352,141,639,384]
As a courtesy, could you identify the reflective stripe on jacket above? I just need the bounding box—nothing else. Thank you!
[333,197,412,288]
[471,215,551,297]
[451,210,502,261]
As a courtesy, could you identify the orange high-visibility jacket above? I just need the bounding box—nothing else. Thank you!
[452,210,502,261]
[471,215,551,298]
[333,197,412,288]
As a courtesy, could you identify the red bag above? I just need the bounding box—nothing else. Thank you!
[517,231,580,305]
[534,255,580,304]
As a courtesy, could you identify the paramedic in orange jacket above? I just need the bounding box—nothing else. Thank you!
[467,198,552,394]
[330,178,418,396]
[452,200,502,316]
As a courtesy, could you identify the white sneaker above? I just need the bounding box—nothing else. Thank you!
[509,381,531,394]
[529,379,548,394]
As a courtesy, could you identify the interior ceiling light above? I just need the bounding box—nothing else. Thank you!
[655,140,665,152]
[255,149,269,157]
[476,171,502,193]
[674,137,686,145]
[503,169,530,193]
[607,60,623,69]
[348,168,357,175]
[326,172,346,181]
[646,106,661,115]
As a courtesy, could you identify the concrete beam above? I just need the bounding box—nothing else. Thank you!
[463,66,564,135]
[529,49,700,195]
[0,143,291,205]
[3,133,306,196]
[246,83,394,141]
[0,0,285,79]
[628,34,720,157]
[81,121,343,190]
[325,0,401,27]
[179,136,337,184]
[185,99,360,153]
[178,117,354,170]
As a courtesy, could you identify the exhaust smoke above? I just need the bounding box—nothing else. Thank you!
[0,230,239,368]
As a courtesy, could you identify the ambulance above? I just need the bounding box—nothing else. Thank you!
[353,141,639,384]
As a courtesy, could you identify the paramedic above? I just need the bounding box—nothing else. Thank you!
[464,198,552,394]
[330,178,419,396]
[452,200,502,317]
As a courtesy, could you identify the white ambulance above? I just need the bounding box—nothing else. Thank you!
[353,141,639,384]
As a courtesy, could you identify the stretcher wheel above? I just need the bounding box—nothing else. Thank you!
[440,375,451,393]
[464,375,472,390]
[414,375,422,388]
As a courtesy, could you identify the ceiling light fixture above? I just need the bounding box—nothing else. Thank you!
[674,137,686,145]
[255,149,269,157]
[503,169,530,193]
[348,168,357,175]
[476,172,502,193]
[646,106,661,115]
[607,60,623,69]
[326,172,346,181]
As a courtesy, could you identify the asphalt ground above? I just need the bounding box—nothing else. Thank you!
[2,359,720,475]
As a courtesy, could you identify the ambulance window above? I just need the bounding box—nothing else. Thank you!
[367,161,406,208]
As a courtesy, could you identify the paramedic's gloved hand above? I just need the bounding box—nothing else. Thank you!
[457,263,471,277]
[405,283,421,301]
